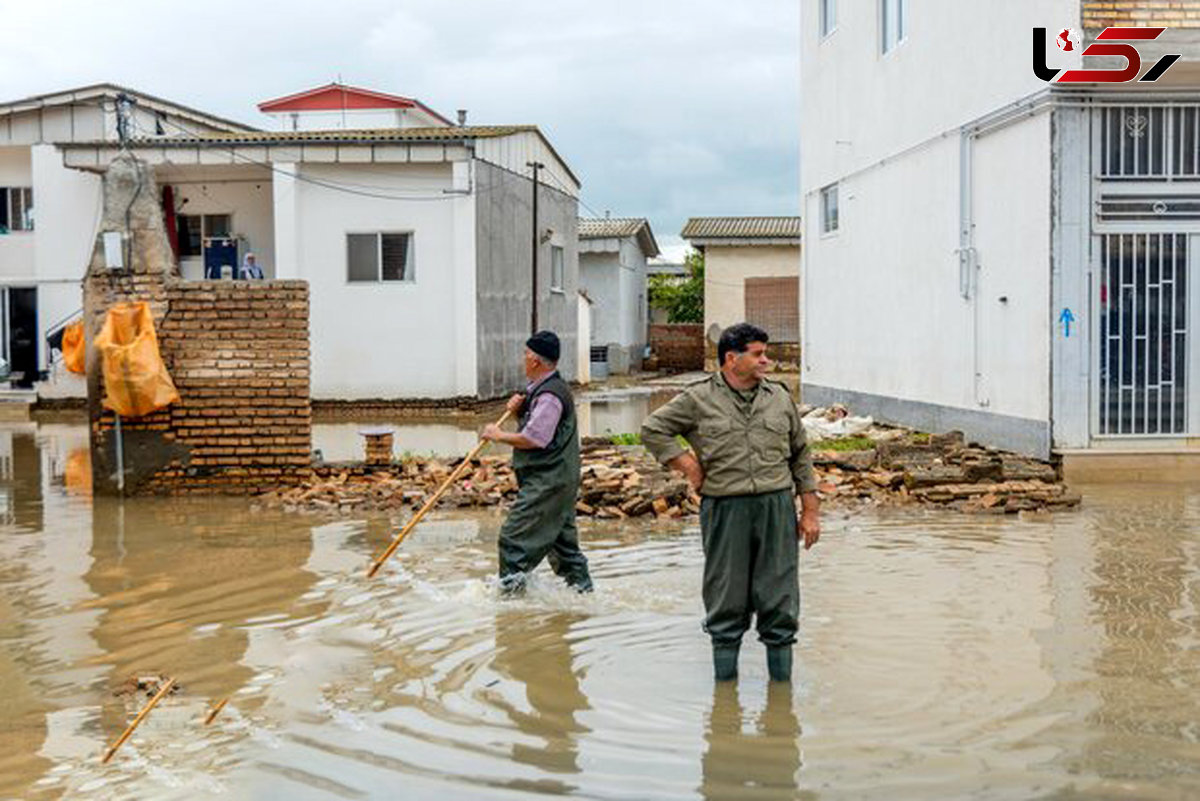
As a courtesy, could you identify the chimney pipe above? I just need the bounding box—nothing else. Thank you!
[456,109,468,126]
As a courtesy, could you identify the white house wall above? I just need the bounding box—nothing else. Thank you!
[166,174,274,281]
[580,252,621,345]
[0,146,34,280]
[704,245,799,336]
[801,0,1077,193]
[799,0,1074,456]
[284,161,477,400]
[618,237,647,354]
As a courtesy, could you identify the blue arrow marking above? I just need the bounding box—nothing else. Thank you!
[1059,307,1075,338]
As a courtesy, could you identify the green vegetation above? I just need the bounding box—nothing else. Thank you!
[648,250,704,324]
[809,436,875,452]
[606,432,690,450]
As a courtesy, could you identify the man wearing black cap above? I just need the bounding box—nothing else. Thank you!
[481,330,593,594]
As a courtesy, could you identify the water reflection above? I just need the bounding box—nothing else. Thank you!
[492,610,590,792]
[5,418,1200,799]
[702,682,809,801]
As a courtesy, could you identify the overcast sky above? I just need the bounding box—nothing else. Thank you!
[0,0,799,261]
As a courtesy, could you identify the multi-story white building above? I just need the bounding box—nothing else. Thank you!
[801,0,1200,461]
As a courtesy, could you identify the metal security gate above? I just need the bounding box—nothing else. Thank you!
[1096,233,1190,435]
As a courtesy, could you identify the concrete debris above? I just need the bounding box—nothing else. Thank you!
[257,429,1078,518]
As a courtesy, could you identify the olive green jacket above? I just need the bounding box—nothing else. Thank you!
[640,372,818,497]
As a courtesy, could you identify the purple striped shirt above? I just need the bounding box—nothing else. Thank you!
[520,375,564,448]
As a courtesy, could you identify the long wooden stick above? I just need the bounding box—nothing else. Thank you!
[203,697,229,726]
[367,409,513,578]
[102,677,176,764]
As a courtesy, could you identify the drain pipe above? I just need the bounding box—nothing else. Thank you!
[958,129,988,408]
[114,413,125,495]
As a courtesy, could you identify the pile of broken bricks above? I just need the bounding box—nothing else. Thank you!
[256,430,1079,518]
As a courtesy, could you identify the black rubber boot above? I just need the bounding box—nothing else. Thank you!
[713,643,740,681]
[766,646,793,682]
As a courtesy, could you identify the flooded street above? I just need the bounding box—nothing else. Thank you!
[2,420,1199,800]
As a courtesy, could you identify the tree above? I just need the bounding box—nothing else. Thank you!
[649,250,704,323]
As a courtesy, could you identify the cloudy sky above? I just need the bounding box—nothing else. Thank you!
[0,0,799,261]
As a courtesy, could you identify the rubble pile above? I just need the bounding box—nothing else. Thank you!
[259,429,1079,518]
[258,437,696,519]
[811,430,1080,513]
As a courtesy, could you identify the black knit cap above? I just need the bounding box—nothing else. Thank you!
[526,330,561,362]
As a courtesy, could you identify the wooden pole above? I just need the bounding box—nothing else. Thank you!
[203,697,229,726]
[102,677,176,764]
[366,408,513,578]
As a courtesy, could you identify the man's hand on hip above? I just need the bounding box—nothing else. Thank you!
[668,451,704,492]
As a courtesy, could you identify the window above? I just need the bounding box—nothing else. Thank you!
[0,188,34,232]
[820,0,836,38]
[550,245,564,291]
[821,183,839,233]
[176,214,231,258]
[881,0,906,53]
[347,233,414,283]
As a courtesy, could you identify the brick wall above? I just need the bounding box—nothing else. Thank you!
[90,281,312,495]
[1083,1,1200,27]
[649,324,705,370]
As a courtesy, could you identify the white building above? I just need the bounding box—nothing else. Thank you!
[801,0,1200,459]
[0,84,251,389]
[681,217,801,362]
[578,217,659,374]
[2,82,582,401]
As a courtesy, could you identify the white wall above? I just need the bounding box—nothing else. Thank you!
[265,107,445,132]
[284,161,476,399]
[579,236,648,351]
[577,293,591,384]
[800,0,1079,193]
[32,144,102,375]
[801,100,1052,422]
[704,245,800,336]
[0,146,35,279]
[165,174,274,281]
[799,0,1070,428]
[579,249,621,346]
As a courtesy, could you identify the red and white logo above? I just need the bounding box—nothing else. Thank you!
[1055,28,1082,52]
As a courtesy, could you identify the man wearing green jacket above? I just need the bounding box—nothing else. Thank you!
[482,330,593,595]
[640,323,820,682]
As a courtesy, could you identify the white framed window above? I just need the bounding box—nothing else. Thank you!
[820,0,836,38]
[881,0,906,54]
[0,187,34,232]
[550,245,564,292]
[347,232,415,283]
[821,183,839,234]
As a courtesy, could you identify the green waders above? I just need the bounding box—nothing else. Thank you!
[700,489,798,680]
[498,463,592,593]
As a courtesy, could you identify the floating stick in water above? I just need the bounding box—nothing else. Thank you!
[102,677,176,764]
[203,697,229,726]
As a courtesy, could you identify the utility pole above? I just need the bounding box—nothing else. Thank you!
[527,160,545,334]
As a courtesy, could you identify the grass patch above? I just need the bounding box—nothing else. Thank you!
[606,432,690,449]
[809,435,875,452]
[910,432,932,443]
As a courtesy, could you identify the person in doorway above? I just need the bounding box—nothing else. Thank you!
[481,330,593,594]
[640,323,820,683]
[239,252,264,280]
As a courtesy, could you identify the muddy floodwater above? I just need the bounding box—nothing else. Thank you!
[2,420,1199,800]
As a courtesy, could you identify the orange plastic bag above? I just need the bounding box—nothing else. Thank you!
[61,321,86,374]
[94,302,180,417]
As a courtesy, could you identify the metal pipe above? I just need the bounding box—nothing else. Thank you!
[114,413,125,494]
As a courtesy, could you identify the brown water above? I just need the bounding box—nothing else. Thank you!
[2,422,1200,800]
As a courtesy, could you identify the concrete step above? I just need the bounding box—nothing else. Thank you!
[1059,448,1200,483]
